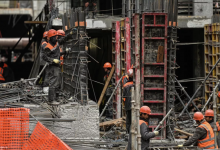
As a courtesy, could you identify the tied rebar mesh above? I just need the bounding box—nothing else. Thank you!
[0,108,29,150]
[22,122,72,150]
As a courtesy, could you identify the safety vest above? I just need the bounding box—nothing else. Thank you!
[0,63,8,81]
[123,81,134,101]
[139,120,148,126]
[122,75,129,85]
[45,42,58,51]
[42,41,47,46]
[197,121,216,149]
[216,122,220,131]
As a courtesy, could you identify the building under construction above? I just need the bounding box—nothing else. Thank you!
[0,0,220,149]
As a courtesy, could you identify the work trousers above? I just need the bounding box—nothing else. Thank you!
[48,65,61,102]
[105,95,113,119]
[42,66,49,87]
[126,110,131,134]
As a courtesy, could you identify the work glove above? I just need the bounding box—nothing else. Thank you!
[153,131,159,136]
[53,59,60,64]
[177,145,183,147]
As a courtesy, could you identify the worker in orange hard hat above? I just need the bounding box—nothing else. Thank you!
[40,31,49,88]
[42,29,61,104]
[122,68,133,86]
[178,112,216,149]
[205,109,220,147]
[57,30,65,66]
[123,69,134,134]
[103,62,114,119]
[127,106,158,150]
[218,85,220,98]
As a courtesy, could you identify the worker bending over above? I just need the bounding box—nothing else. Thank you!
[178,112,215,149]
[127,106,158,150]
[123,69,134,133]
[0,54,14,83]
[205,109,220,147]
[103,62,114,119]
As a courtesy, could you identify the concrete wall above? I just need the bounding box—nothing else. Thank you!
[193,0,213,17]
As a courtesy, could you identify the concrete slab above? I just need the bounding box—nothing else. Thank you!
[178,16,211,28]
[0,8,33,16]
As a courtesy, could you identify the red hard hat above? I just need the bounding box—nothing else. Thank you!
[218,91,220,98]
[140,106,151,114]
[47,29,57,38]
[43,31,48,38]
[193,112,204,121]
[103,62,112,69]
[127,69,133,77]
[205,109,214,117]
[57,30,65,36]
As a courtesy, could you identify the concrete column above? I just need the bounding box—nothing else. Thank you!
[193,0,213,18]
[192,29,205,97]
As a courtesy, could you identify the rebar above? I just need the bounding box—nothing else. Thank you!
[179,57,220,117]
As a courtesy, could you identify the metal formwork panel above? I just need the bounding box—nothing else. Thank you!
[112,21,121,119]
[204,23,220,115]
[125,17,131,72]
[141,13,168,139]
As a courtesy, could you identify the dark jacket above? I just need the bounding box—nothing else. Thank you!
[123,81,134,110]
[42,42,60,64]
[183,120,207,146]
[127,118,155,150]
[209,121,220,147]
[0,62,14,83]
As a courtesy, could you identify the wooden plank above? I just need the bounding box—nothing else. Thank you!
[157,45,164,63]
[99,118,123,127]
[174,128,193,136]
[24,21,48,24]
[98,65,115,106]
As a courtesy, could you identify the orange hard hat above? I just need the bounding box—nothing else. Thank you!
[205,109,214,117]
[140,106,151,114]
[193,112,204,121]
[218,91,220,98]
[43,31,48,38]
[127,69,133,77]
[57,30,65,36]
[103,62,112,69]
[47,29,57,38]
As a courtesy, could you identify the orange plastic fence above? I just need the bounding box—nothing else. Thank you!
[22,122,72,150]
[0,108,29,149]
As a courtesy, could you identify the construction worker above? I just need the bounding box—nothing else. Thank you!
[123,69,134,133]
[127,106,158,150]
[42,29,61,104]
[178,112,215,149]
[57,30,65,65]
[41,31,49,88]
[85,0,97,19]
[205,109,220,147]
[123,69,133,85]
[0,53,14,83]
[103,62,113,119]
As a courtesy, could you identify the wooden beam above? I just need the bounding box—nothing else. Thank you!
[99,118,123,127]
[98,65,115,106]
[174,128,193,136]
[24,21,48,24]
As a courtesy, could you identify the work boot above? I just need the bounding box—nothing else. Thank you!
[48,88,59,105]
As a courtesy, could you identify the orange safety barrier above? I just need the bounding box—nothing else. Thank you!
[22,122,72,150]
[0,108,29,149]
